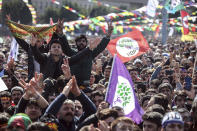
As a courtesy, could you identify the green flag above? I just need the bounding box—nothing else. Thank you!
[165,0,184,14]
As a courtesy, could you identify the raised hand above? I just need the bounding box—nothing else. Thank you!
[97,120,110,131]
[30,34,38,47]
[19,79,36,99]
[106,20,113,38]
[56,19,64,35]
[71,76,81,97]
[6,58,15,74]
[6,14,11,21]
[32,72,44,94]
[62,79,72,97]
[61,58,71,80]
[89,37,102,51]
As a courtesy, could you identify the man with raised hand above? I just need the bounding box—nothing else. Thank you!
[44,60,96,131]
[53,19,113,87]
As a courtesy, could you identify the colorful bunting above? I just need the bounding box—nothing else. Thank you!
[51,0,86,19]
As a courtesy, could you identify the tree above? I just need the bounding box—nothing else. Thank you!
[58,7,79,22]
[39,1,88,24]
[89,5,111,18]
[1,0,32,25]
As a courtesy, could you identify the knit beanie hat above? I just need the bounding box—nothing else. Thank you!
[7,113,32,130]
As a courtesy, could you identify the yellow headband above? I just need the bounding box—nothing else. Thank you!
[1,97,11,101]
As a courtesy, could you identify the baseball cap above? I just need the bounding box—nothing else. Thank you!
[162,111,184,128]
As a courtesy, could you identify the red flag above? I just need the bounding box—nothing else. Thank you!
[107,28,150,63]
[181,10,189,35]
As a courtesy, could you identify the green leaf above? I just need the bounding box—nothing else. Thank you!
[118,85,122,88]
[120,93,123,96]
[126,88,130,91]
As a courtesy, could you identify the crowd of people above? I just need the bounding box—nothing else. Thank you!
[0,16,197,131]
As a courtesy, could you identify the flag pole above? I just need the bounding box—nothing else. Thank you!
[161,0,168,45]
[105,54,117,101]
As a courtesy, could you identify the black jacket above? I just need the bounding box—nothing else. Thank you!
[15,37,49,81]
[31,45,91,80]
[44,92,96,131]
[55,34,110,86]
[76,113,98,131]
[14,33,71,81]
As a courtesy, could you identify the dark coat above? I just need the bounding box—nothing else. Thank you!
[15,37,49,81]
[31,45,91,80]
[55,34,110,86]
[44,92,96,131]
[14,34,72,81]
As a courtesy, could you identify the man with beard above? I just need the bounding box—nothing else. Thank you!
[52,20,113,87]
[11,86,24,105]
[44,76,96,131]
[31,35,98,80]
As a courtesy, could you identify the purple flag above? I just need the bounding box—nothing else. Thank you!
[105,55,144,124]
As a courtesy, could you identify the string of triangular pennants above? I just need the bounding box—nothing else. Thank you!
[1,0,197,36]
[61,10,197,34]
[88,0,127,12]
[51,0,86,19]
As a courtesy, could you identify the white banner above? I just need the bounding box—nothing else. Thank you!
[146,0,159,17]
[7,38,19,63]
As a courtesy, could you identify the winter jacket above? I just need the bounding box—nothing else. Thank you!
[44,92,96,131]
[54,34,110,86]
[31,45,91,80]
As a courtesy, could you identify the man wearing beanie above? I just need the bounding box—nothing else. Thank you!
[7,113,32,131]
[11,86,24,105]
[161,111,184,131]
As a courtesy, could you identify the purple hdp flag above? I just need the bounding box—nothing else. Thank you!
[105,55,144,124]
